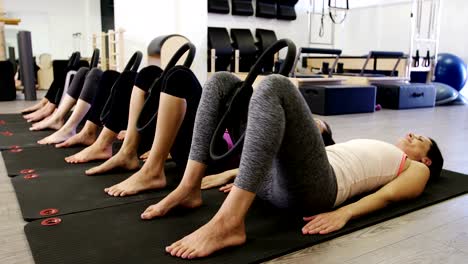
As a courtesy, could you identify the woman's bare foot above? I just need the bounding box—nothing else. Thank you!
[64,143,112,164]
[37,128,75,145]
[86,151,140,175]
[117,130,126,140]
[103,165,166,196]
[25,103,56,123]
[165,216,246,259]
[140,186,202,219]
[30,115,64,131]
[55,126,98,148]
[21,100,47,114]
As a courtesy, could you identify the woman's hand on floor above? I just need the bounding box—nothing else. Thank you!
[219,183,234,193]
[301,208,352,235]
[201,169,239,190]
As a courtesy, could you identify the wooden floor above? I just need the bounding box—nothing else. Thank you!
[0,93,467,264]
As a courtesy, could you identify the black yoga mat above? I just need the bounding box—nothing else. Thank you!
[25,170,468,264]
[0,129,53,150]
[0,113,26,123]
[2,145,101,176]
[12,163,179,221]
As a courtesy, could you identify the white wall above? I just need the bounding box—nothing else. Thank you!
[114,0,207,83]
[3,0,101,60]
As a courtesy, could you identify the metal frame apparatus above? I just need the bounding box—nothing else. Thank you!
[291,47,342,78]
[360,51,405,77]
[409,0,442,81]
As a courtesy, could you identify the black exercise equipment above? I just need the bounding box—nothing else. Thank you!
[25,169,468,264]
[137,42,196,133]
[328,0,349,24]
[231,0,254,16]
[277,0,298,20]
[230,28,258,72]
[208,27,234,71]
[255,29,278,73]
[12,163,179,220]
[209,39,296,162]
[376,83,436,109]
[434,82,460,105]
[100,51,143,123]
[256,0,277,18]
[0,60,16,101]
[360,51,405,77]
[45,52,82,106]
[208,0,230,14]
[17,31,37,101]
[89,48,100,68]
[292,47,342,77]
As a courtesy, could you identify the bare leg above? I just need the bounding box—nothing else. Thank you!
[64,127,116,163]
[165,186,253,259]
[21,98,47,114]
[86,87,146,175]
[30,95,77,131]
[37,99,91,144]
[103,93,186,196]
[56,121,99,148]
[24,102,56,123]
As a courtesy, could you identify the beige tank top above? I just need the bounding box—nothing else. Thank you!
[326,139,407,207]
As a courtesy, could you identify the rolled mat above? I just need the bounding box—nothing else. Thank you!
[25,169,468,264]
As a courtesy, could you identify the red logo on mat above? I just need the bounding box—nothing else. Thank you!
[41,218,62,226]
[24,174,39,179]
[9,148,23,153]
[0,131,13,136]
[0,120,5,125]
[40,208,59,216]
[20,169,35,174]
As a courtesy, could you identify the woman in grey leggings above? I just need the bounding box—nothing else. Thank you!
[140,72,442,259]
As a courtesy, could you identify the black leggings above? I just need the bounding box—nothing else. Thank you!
[67,68,103,103]
[86,70,120,126]
[141,66,202,167]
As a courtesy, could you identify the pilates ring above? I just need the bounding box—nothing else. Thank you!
[100,51,144,122]
[68,51,81,69]
[136,42,197,133]
[123,51,143,72]
[41,218,62,226]
[40,208,59,216]
[209,38,296,162]
[24,174,39,180]
[20,169,35,174]
[90,48,100,68]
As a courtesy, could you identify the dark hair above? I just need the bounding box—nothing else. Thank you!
[321,121,335,146]
[427,138,444,181]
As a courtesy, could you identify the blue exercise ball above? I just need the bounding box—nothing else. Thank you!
[434,53,467,91]
[432,82,459,105]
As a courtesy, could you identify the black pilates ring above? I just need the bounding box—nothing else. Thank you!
[136,42,197,133]
[209,38,297,162]
[67,52,81,68]
[90,49,100,68]
[123,51,143,72]
[99,51,144,122]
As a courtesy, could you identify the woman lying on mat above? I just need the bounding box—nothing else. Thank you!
[136,73,443,259]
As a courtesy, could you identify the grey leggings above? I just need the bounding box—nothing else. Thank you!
[189,72,337,214]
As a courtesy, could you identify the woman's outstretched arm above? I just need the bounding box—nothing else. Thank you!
[302,160,430,235]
